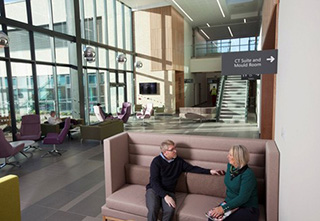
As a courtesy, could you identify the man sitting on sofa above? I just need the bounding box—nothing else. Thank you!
[146,140,225,221]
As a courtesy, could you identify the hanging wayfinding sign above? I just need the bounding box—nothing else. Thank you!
[222,49,278,76]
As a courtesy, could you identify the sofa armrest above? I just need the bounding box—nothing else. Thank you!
[104,132,129,198]
[265,140,280,221]
[0,175,21,220]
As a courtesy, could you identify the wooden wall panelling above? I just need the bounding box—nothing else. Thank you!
[260,2,278,139]
[261,0,278,46]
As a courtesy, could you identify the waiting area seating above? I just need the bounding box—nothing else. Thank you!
[179,107,216,122]
[0,175,21,220]
[117,102,131,123]
[41,118,83,137]
[80,119,124,143]
[94,102,131,123]
[41,118,71,157]
[102,132,279,221]
[16,115,41,151]
[136,103,153,124]
[0,129,26,169]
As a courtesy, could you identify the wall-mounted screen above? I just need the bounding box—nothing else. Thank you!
[139,82,158,95]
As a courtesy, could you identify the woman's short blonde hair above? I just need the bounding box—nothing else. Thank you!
[230,145,250,168]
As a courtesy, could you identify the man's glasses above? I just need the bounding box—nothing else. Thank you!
[166,147,177,152]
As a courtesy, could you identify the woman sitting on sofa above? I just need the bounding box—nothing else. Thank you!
[208,145,259,221]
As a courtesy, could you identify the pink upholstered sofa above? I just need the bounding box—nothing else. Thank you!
[102,132,279,221]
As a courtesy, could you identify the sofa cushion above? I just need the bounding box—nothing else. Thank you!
[176,194,265,221]
[176,194,224,221]
[106,184,187,218]
[125,164,188,193]
[186,173,226,198]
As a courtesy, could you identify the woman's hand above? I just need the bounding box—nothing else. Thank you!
[210,206,224,218]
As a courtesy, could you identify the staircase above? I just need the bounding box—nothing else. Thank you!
[218,76,249,123]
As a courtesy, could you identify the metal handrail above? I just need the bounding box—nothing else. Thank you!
[216,76,226,121]
[244,80,250,123]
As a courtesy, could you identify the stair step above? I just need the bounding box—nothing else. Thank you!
[220,112,247,116]
[219,114,246,119]
[225,80,243,83]
[219,119,247,123]
[221,105,247,108]
[220,109,246,113]
[222,99,247,102]
[223,95,247,98]
[221,107,246,111]
[224,86,247,89]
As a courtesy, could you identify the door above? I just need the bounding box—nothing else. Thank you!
[175,71,184,112]
[110,72,127,114]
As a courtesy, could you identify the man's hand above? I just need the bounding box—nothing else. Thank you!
[210,169,226,175]
[164,195,176,208]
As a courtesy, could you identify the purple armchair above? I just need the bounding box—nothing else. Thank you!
[117,102,131,123]
[94,105,106,122]
[16,114,41,141]
[0,129,25,169]
[136,103,153,125]
[41,118,70,157]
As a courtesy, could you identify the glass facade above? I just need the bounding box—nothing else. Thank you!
[0,0,134,139]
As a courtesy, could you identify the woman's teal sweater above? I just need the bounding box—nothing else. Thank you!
[221,163,259,212]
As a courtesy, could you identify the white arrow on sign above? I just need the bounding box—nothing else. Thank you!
[266,56,275,63]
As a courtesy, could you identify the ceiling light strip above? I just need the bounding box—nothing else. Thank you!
[172,0,193,21]
[206,23,210,27]
[200,29,210,40]
[216,0,225,18]
[244,18,247,23]
[228,26,233,37]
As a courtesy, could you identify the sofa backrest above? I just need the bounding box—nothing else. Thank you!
[126,132,267,203]
[125,164,188,193]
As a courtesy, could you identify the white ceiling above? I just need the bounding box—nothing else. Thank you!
[120,0,263,41]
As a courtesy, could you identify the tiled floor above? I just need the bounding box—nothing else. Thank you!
[0,115,259,220]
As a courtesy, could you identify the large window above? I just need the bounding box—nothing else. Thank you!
[52,0,75,36]
[37,65,55,122]
[0,61,9,117]
[4,0,27,23]
[11,63,35,122]
[31,0,50,29]
[0,0,134,137]
[57,66,72,117]
[7,26,31,60]
[34,32,54,62]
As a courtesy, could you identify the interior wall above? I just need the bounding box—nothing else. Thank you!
[184,19,194,107]
[190,56,222,73]
[193,73,207,105]
[134,10,171,110]
[276,0,320,220]
[134,7,183,113]
[194,29,206,44]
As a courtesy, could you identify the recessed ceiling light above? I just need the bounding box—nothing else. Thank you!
[206,23,210,27]
[228,26,233,37]
[244,18,247,23]
[172,0,193,22]
[216,0,225,18]
[200,29,210,40]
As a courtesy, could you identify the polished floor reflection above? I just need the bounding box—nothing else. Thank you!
[0,115,259,220]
